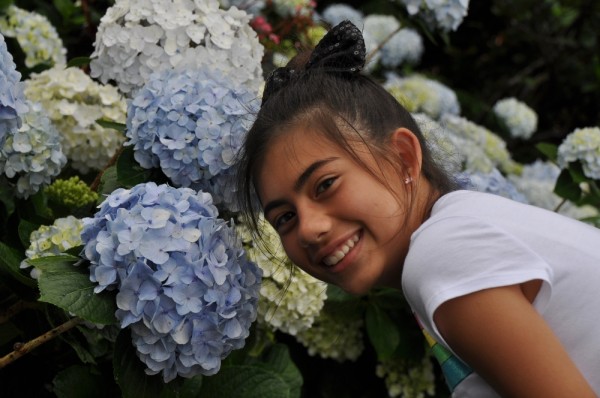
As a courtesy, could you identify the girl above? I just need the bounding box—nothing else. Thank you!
[236,20,600,397]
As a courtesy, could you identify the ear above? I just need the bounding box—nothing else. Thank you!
[390,128,423,179]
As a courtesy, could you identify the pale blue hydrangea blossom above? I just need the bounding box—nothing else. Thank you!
[81,182,262,382]
[380,28,424,68]
[126,67,259,212]
[0,5,67,68]
[493,97,538,140]
[461,168,529,203]
[218,0,265,15]
[440,114,521,175]
[508,160,598,220]
[237,219,327,336]
[90,0,264,95]
[0,33,29,148]
[0,102,67,198]
[396,0,470,31]
[384,73,461,120]
[20,216,84,279]
[24,66,127,174]
[321,4,364,27]
[557,127,600,180]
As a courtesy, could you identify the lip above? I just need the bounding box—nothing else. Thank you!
[316,229,362,274]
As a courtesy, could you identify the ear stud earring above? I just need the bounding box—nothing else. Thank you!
[404,176,413,184]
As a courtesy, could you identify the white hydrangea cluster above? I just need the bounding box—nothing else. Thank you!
[237,220,327,336]
[24,66,127,174]
[321,3,364,27]
[380,28,424,68]
[440,114,521,175]
[493,97,538,140]
[396,0,470,31]
[364,15,401,45]
[376,357,436,398]
[385,74,460,120]
[20,215,84,279]
[295,307,364,362]
[508,160,598,220]
[0,5,66,68]
[90,0,264,95]
[271,0,316,18]
[0,102,67,198]
[557,127,600,180]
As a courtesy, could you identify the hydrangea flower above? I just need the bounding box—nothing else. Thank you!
[90,0,264,95]
[493,97,538,140]
[295,306,364,362]
[81,182,262,382]
[385,74,460,120]
[20,216,84,279]
[0,33,29,148]
[460,168,528,203]
[0,101,67,198]
[380,28,424,68]
[237,219,327,336]
[396,0,470,31]
[45,176,99,209]
[126,66,259,212]
[440,114,521,175]
[23,66,127,174]
[508,160,598,220]
[376,357,436,398]
[218,0,265,16]
[271,0,316,18]
[557,127,600,180]
[321,4,365,27]
[0,5,66,68]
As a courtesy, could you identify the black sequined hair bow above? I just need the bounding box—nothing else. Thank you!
[261,20,366,105]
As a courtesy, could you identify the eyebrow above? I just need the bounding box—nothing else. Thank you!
[262,157,338,216]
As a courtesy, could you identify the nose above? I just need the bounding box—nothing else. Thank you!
[297,203,332,248]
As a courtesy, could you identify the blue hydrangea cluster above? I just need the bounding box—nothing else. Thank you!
[126,67,259,212]
[396,0,470,31]
[81,182,262,382]
[460,168,528,203]
[0,33,29,148]
[380,28,424,68]
[321,4,365,27]
[0,102,67,198]
[219,0,265,16]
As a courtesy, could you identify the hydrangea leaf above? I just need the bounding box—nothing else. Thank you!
[554,168,582,203]
[37,259,117,325]
[200,344,302,398]
[116,146,153,188]
[96,118,125,133]
[18,218,39,248]
[0,181,16,216]
[0,241,36,288]
[97,166,120,199]
[66,56,91,68]
[366,303,400,361]
[53,365,111,398]
[536,143,558,162]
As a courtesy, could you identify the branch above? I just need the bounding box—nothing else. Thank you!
[0,317,82,368]
[365,25,403,66]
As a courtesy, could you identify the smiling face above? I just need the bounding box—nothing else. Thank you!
[256,124,429,295]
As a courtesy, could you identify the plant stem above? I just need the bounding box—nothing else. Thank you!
[0,317,82,368]
[553,197,567,213]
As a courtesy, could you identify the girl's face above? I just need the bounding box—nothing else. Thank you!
[256,125,424,295]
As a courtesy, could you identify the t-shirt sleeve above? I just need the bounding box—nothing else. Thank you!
[402,215,553,350]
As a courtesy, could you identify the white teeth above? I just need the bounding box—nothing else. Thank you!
[323,234,359,267]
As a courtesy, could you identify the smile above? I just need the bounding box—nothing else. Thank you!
[323,233,360,266]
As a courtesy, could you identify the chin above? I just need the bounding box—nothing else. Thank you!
[338,280,374,296]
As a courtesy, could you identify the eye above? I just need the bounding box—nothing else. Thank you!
[316,177,336,195]
[274,211,295,231]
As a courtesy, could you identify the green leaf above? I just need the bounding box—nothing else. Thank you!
[554,168,582,202]
[37,260,116,324]
[365,304,400,361]
[53,365,113,398]
[53,0,77,19]
[0,0,13,13]
[0,241,36,288]
[200,344,302,398]
[18,219,40,248]
[28,254,82,268]
[98,166,120,198]
[535,142,558,162]
[96,119,126,133]
[326,283,357,302]
[67,56,91,68]
[0,181,16,216]
[567,161,588,184]
[117,146,153,188]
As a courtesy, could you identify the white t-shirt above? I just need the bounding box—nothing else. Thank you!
[402,190,600,397]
